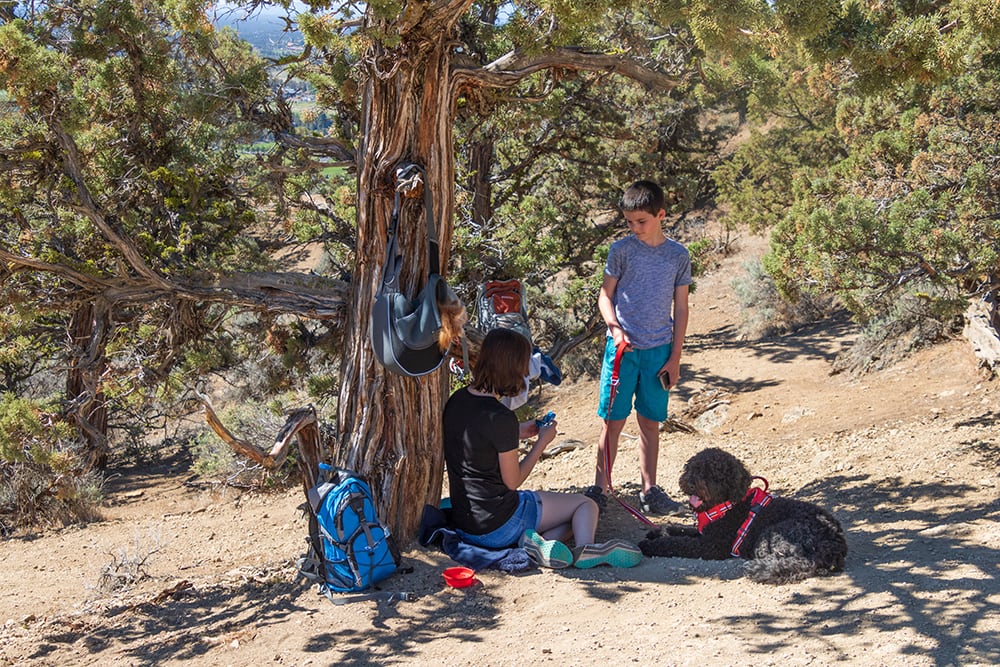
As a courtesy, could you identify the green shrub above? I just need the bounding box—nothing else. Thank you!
[686,228,740,279]
[0,393,104,530]
[687,237,716,278]
[557,335,601,380]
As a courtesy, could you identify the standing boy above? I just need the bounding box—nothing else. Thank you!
[584,180,690,517]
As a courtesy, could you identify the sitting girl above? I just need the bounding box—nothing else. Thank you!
[443,328,641,569]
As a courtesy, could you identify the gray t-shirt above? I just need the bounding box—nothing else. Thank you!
[605,235,692,349]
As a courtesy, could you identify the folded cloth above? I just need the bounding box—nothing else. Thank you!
[418,504,533,573]
[534,347,562,386]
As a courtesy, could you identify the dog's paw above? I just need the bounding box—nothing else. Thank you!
[639,530,664,557]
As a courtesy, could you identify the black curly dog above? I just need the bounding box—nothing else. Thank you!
[638,447,847,584]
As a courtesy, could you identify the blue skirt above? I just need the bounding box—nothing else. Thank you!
[456,490,541,549]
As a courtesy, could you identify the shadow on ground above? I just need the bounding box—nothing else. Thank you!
[24,469,997,667]
[678,313,856,400]
[584,471,1000,667]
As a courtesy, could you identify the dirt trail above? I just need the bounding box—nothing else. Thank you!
[2,236,999,667]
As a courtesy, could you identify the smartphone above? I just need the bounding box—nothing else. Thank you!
[658,369,671,390]
[535,411,556,429]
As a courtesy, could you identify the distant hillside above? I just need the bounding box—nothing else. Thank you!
[212,4,305,59]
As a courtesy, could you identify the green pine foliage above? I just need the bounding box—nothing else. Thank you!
[712,0,1000,363]
[448,9,730,358]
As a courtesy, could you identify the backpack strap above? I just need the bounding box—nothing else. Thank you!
[327,590,415,606]
[346,493,371,591]
[300,464,349,588]
[298,462,337,586]
[299,497,330,587]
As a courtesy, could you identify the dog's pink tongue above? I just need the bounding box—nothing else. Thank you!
[689,495,703,509]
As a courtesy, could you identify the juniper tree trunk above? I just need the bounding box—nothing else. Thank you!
[66,302,110,470]
[467,137,495,228]
[334,6,466,544]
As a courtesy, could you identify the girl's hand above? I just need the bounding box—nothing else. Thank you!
[536,419,558,448]
[519,421,539,439]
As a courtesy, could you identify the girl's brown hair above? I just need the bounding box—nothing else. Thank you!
[471,328,531,397]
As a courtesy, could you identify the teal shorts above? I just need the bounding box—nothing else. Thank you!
[597,337,672,422]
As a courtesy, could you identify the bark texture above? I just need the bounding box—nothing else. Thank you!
[964,293,1000,374]
[335,5,468,543]
[66,302,110,470]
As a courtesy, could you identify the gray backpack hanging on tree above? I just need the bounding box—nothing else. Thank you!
[370,162,452,377]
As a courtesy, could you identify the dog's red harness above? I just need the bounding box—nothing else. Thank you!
[695,476,772,557]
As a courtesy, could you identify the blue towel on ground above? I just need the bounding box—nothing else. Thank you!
[418,504,533,573]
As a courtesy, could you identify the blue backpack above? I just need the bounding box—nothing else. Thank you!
[299,464,401,597]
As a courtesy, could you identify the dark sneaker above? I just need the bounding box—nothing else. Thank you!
[639,485,688,517]
[519,529,573,569]
[573,539,643,569]
[583,485,608,515]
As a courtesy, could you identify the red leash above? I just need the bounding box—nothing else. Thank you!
[602,341,658,528]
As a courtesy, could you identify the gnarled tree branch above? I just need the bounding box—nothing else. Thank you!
[1,246,350,322]
[199,397,327,493]
[452,47,684,94]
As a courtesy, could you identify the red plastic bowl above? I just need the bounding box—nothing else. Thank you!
[442,566,476,588]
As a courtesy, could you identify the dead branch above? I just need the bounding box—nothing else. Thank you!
[198,393,327,493]
[683,388,734,420]
[964,297,1000,374]
[2,244,350,323]
[661,418,698,434]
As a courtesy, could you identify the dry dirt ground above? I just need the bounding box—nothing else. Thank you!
[2,236,999,667]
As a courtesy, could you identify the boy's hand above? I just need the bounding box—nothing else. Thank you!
[659,360,681,389]
[609,323,630,349]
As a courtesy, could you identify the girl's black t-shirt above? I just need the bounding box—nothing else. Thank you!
[442,387,520,535]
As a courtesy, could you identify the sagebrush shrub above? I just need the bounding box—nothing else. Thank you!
[732,259,836,339]
[833,282,965,375]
